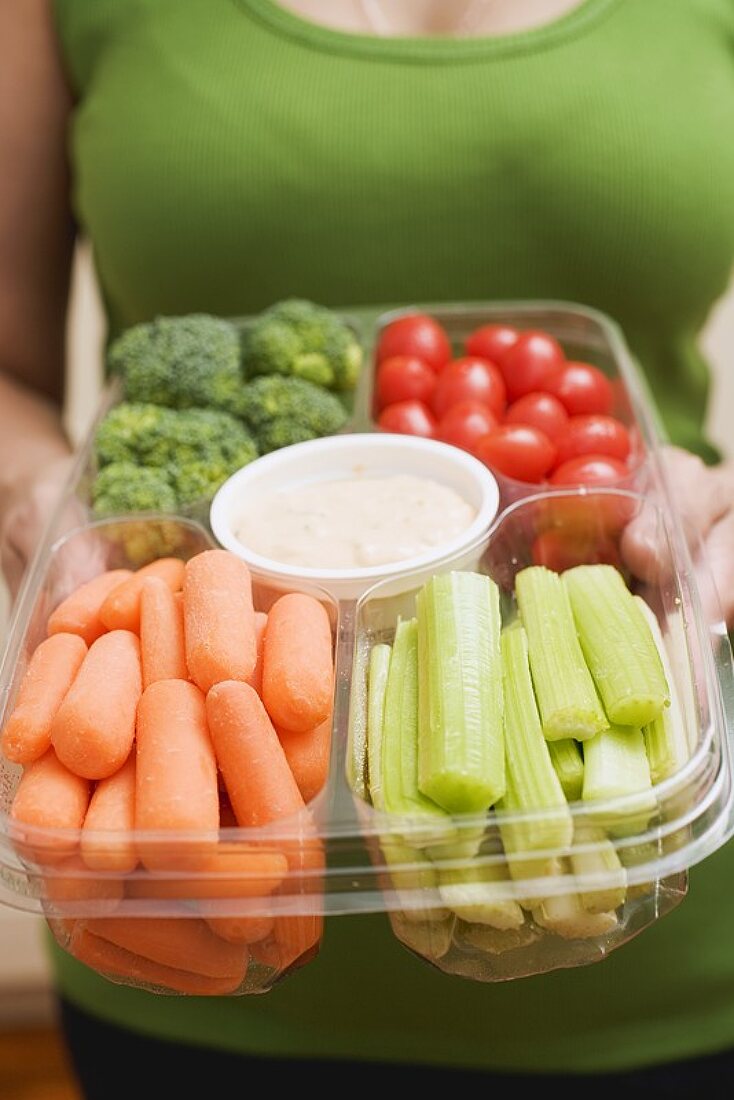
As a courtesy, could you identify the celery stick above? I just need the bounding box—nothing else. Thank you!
[514,566,607,742]
[634,596,690,783]
[380,839,450,922]
[437,862,524,930]
[563,564,670,728]
[380,618,455,844]
[570,823,627,913]
[548,739,584,801]
[366,642,392,810]
[532,890,619,940]
[416,571,505,814]
[498,624,573,850]
[582,723,657,835]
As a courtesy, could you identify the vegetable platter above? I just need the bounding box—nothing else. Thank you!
[1,300,733,997]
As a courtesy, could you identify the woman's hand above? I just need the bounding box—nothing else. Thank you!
[622,445,734,627]
[0,456,77,600]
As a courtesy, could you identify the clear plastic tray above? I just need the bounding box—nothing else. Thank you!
[1,300,733,996]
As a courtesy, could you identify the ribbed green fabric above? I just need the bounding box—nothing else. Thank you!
[49,0,734,1073]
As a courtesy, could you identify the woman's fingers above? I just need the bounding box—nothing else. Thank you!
[698,510,734,628]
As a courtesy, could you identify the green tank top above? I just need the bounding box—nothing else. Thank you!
[50,0,734,1073]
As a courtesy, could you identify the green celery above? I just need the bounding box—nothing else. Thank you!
[570,823,627,913]
[366,642,392,810]
[634,596,690,783]
[582,723,657,835]
[548,739,584,801]
[437,861,524,930]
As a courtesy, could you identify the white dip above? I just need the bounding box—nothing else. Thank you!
[234,474,477,570]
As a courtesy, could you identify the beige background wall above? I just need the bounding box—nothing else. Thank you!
[0,246,732,1021]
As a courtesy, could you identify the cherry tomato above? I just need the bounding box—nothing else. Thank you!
[499,330,565,402]
[375,355,437,412]
[554,414,631,466]
[531,529,622,573]
[504,391,569,442]
[545,361,614,416]
[377,399,437,438]
[436,401,499,454]
[464,323,519,364]
[431,357,507,419]
[549,453,629,488]
[548,454,633,534]
[474,424,557,483]
[376,313,452,372]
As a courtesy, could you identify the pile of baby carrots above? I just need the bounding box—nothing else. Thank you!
[1,548,335,995]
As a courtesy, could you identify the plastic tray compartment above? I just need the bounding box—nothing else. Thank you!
[0,515,339,996]
[346,486,734,982]
[359,300,657,508]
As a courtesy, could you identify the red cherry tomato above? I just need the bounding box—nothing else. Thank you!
[436,401,499,455]
[545,361,614,416]
[464,323,519,364]
[531,529,622,573]
[554,414,631,466]
[504,391,569,442]
[431,357,507,419]
[474,424,557,483]
[375,355,437,412]
[377,399,437,438]
[499,330,565,402]
[376,313,452,372]
[549,453,629,488]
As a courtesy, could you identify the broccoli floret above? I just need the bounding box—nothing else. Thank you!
[236,375,349,454]
[241,299,363,391]
[94,403,258,473]
[108,314,244,412]
[91,463,178,517]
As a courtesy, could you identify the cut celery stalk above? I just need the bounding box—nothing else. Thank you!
[563,564,670,728]
[548,739,584,801]
[437,862,525,930]
[499,624,573,850]
[570,823,627,913]
[416,571,505,814]
[514,566,607,742]
[379,618,455,845]
[634,596,690,784]
[379,839,450,922]
[532,889,619,940]
[582,723,657,835]
[366,642,392,810]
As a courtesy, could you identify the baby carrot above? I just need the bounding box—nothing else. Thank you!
[261,593,333,733]
[272,913,324,972]
[183,549,257,693]
[51,631,142,780]
[99,557,186,634]
[1,633,88,764]
[125,845,288,900]
[276,714,333,804]
[205,680,306,826]
[139,576,187,689]
[85,915,248,980]
[47,569,133,646]
[245,611,268,695]
[69,924,247,995]
[135,679,219,870]
[10,749,91,864]
[42,855,124,915]
[203,912,274,945]
[81,754,137,872]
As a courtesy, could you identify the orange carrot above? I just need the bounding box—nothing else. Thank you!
[69,924,247,995]
[204,912,274,945]
[261,593,333,733]
[47,569,133,646]
[1,634,88,764]
[125,846,288,900]
[99,557,186,634]
[81,754,137,872]
[51,631,142,780]
[276,714,333,804]
[205,681,306,827]
[10,749,91,864]
[244,611,268,695]
[84,916,248,980]
[272,913,324,972]
[42,855,124,915]
[183,550,256,693]
[139,576,187,689]
[135,679,219,870]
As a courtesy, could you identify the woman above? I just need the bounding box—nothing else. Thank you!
[1,1,734,1096]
